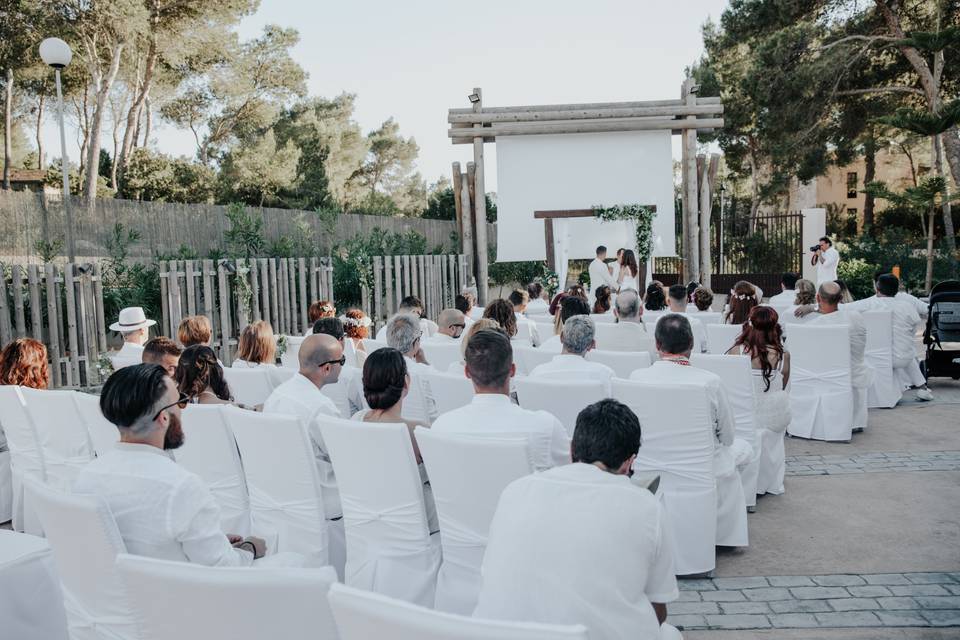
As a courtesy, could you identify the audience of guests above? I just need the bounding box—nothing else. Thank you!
[109,307,155,369]
[432,329,569,470]
[785,279,817,321]
[644,282,667,311]
[691,286,714,312]
[141,337,182,377]
[232,321,277,368]
[727,306,791,495]
[541,295,592,352]
[0,337,49,389]
[375,296,438,341]
[529,315,615,394]
[508,289,541,347]
[312,317,366,416]
[768,272,799,306]
[475,398,681,640]
[593,285,613,315]
[177,315,212,348]
[73,364,270,565]
[430,309,466,342]
[385,313,439,424]
[526,282,549,315]
[724,280,760,325]
[175,345,234,406]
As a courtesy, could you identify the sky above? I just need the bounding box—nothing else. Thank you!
[42,0,729,192]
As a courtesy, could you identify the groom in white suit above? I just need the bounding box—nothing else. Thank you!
[588,245,619,305]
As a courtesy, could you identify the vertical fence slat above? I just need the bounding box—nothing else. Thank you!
[249,258,261,323]
[92,264,107,353]
[417,256,426,312]
[27,265,42,341]
[11,264,26,338]
[0,269,10,346]
[159,262,171,337]
[298,258,308,329]
[393,256,402,313]
[169,260,182,336]
[185,260,197,316]
[81,269,97,385]
[63,264,81,386]
[309,257,318,308]
[202,260,216,345]
[279,258,290,334]
[236,259,250,331]
[324,258,334,310]
[269,259,280,334]
[217,262,231,364]
[402,255,411,298]
[44,263,61,388]
[290,258,300,334]
[373,256,383,328]
[384,257,394,317]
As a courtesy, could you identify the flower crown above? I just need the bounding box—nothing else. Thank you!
[732,292,756,301]
[340,314,372,328]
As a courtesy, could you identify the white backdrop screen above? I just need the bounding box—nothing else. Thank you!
[494,130,676,262]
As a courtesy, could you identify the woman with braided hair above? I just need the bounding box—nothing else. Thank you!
[175,344,238,406]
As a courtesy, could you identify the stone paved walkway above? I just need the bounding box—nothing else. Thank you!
[785,451,960,475]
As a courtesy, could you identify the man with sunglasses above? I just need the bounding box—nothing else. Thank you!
[73,364,270,566]
[429,308,467,341]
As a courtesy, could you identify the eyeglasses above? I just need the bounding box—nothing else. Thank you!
[319,355,347,368]
[449,323,466,329]
[152,393,190,421]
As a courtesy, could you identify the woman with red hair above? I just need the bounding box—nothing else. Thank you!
[726,306,791,497]
[0,338,49,389]
[341,309,372,366]
[723,280,761,325]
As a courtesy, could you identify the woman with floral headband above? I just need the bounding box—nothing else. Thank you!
[341,309,372,367]
[724,280,761,325]
[306,300,337,336]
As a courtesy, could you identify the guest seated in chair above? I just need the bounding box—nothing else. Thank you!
[428,308,467,342]
[529,315,615,394]
[341,309,372,366]
[177,315,212,349]
[455,294,475,328]
[691,286,715,313]
[593,285,613,315]
[175,345,250,408]
[73,364,272,566]
[541,296,592,353]
[386,313,439,424]
[313,317,366,416]
[0,337,49,390]
[723,281,760,325]
[526,281,549,315]
[232,321,277,368]
[661,284,707,352]
[109,306,156,369]
[768,272,799,306]
[475,398,681,640]
[142,337,182,378]
[508,289,541,347]
[644,282,667,311]
[375,296,438,341]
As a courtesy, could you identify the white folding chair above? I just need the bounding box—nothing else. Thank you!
[692,354,760,508]
[612,380,718,575]
[266,366,296,388]
[20,388,96,493]
[415,429,531,614]
[862,310,901,408]
[515,378,605,438]
[422,371,474,415]
[320,374,354,418]
[590,313,616,323]
[0,385,45,532]
[585,349,651,378]
[73,392,118,457]
[706,323,743,354]
[512,345,555,375]
[176,405,251,536]
[787,325,854,441]
[116,554,339,640]
[593,322,655,356]
[26,480,135,640]
[0,530,70,640]
[280,336,305,369]
[222,368,274,406]
[318,416,440,606]
[222,407,330,567]
[422,341,463,372]
[0,447,9,524]
[328,583,589,640]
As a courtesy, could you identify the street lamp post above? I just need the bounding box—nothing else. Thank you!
[39,37,75,262]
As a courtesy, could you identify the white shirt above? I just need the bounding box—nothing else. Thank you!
[539,334,562,353]
[475,463,678,640]
[812,308,872,388]
[375,318,437,342]
[231,359,275,368]
[319,364,367,417]
[73,443,253,566]
[845,295,921,365]
[425,332,459,344]
[817,246,840,284]
[895,291,928,318]
[111,342,145,369]
[768,289,796,306]
[529,354,615,395]
[515,312,541,347]
[656,312,708,353]
[431,393,569,470]
[403,356,439,424]
[588,259,618,302]
[601,321,649,352]
[526,297,550,315]
[262,373,343,518]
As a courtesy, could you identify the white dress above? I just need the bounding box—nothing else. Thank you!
[739,350,791,496]
[619,269,639,292]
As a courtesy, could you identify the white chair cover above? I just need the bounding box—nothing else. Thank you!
[593,323,656,357]
[515,378,606,438]
[73,392,119,457]
[692,311,722,325]
[422,371,475,415]
[362,338,388,354]
[404,368,436,426]
[25,480,135,640]
[585,349,651,378]
[787,326,854,441]
[591,313,617,323]
[415,429,532,614]
[222,407,330,568]
[612,380,718,575]
[0,530,70,640]
[862,310,901,408]
[328,583,589,640]
[512,345,555,376]
[176,405,251,536]
[692,354,760,508]
[0,450,10,523]
[318,416,440,606]
[222,368,274,406]
[706,324,743,354]
[21,388,96,493]
[266,366,296,388]
[320,376,353,418]
[533,321,555,342]
[116,554,339,640]
[0,385,45,532]
[280,336,305,369]
[422,342,463,372]
[343,336,360,368]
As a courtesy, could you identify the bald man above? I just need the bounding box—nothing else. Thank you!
[430,308,466,342]
[262,333,346,575]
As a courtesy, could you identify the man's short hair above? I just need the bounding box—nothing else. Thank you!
[100,363,170,436]
[508,289,529,308]
[399,296,423,312]
[454,294,471,314]
[386,313,421,354]
[464,328,512,388]
[561,315,595,355]
[615,288,641,318]
[526,281,543,299]
[876,273,899,297]
[781,272,799,289]
[818,281,843,306]
[572,399,642,469]
[668,284,687,303]
[596,245,607,256]
[655,313,694,354]
[692,287,714,311]
[560,296,591,323]
[819,236,832,246]
[313,317,345,341]
[142,337,181,363]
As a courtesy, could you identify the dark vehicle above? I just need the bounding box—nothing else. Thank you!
[923,280,960,380]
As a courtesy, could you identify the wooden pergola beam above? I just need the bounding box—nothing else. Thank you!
[448,103,723,124]
[448,96,722,115]
[448,117,724,140]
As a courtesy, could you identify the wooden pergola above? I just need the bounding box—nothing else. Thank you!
[448,81,723,302]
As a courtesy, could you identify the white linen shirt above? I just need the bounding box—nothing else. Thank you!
[515,312,541,347]
[588,258,618,302]
[600,321,649,352]
[896,291,928,318]
[768,289,796,306]
[844,295,921,365]
[529,354,615,395]
[111,342,144,369]
[262,373,343,518]
[474,463,678,640]
[73,443,253,566]
[812,308,872,388]
[431,393,569,470]
[403,356,440,424]
[817,246,840,283]
[656,312,708,353]
[526,297,550,315]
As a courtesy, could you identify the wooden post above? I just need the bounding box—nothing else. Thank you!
[452,162,464,247]
[384,255,394,317]
[373,256,383,327]
[11,265,26,338]
[44,263,62,388]
[202,259,216,343]
[169,260,182,335]
[63,264,81,386]
[27,265,42,341]
[460,170,475,287]
[259,259,270,325]
[92,263,107,353]
[681,79,700,284]
[184,260,197,316]
[700,154,719,289]
[217,262,231,364]
[471,88,490,305]
[0,270,11,346]
[393,256,402,311]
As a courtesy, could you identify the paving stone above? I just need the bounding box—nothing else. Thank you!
[921,609,960,627]
[812,574,867,587]
[875,610,933,626]
[863,573,912,586]
[907,572,960,584]
[676,590,701,602]
[826,597,880,611]
[890,584,952,597]
[701,590,747,602]
[915,595,960,610]
[678,579,715,591]
[790,586,851,600]
[768,599,833,614]
[742,587,793,602]
[703,614,772,629]
[670,614,707,630]
[767,613,821,628]
[847,585,893,597]
[875,596,918,610]
[711,576,769,589]
[944,584,960,596]
[767,575,816,587]
[668,601,720,615]
[719,601,772,615]
[814,611,883,627]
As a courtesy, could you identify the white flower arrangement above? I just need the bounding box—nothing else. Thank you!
[592,204,656,263]
[340,314,372,329]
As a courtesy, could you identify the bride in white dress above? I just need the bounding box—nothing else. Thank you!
[617,248,640,292]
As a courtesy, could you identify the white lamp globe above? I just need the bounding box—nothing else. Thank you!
[39,38,73,68]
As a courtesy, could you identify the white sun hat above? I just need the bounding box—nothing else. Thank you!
[109,306,157,333]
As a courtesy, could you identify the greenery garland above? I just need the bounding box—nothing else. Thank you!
[232,261,255,323]
[592,204,656,263]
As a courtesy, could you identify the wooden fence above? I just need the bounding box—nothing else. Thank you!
[0,262,108,388]
[159,257,334,365]
[361,254,470,331]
